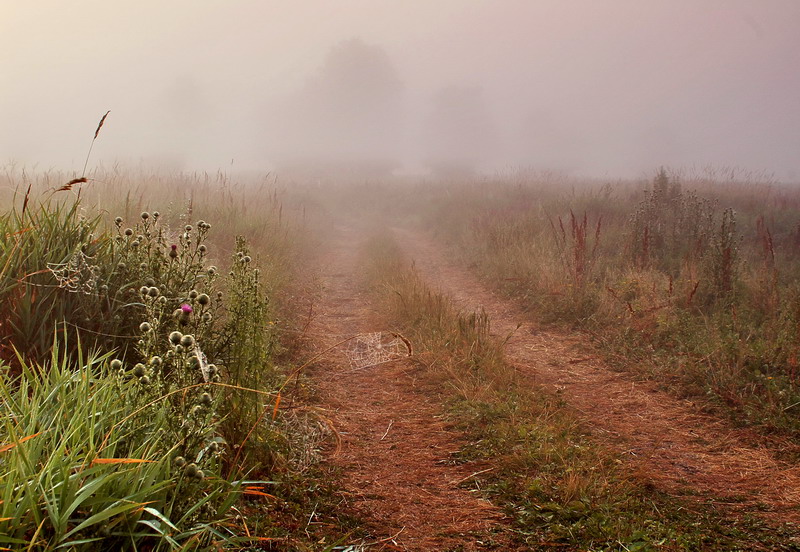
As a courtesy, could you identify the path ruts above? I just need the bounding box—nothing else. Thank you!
[307,225,513,551]
[393,226,800,526]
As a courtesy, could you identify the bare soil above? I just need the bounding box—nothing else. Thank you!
[306,225,515,551]
[392,226,800,525]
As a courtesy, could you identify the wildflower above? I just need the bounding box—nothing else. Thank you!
[169,244,178,259]
[181,304,193,314]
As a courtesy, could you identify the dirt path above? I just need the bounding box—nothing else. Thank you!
[392,227,800,524]
[306,225,514,551]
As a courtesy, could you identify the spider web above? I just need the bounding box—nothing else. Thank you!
[47,250,99,294]
[346,332,411,370]
[194,344,211,382]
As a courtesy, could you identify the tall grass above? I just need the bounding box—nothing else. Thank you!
[0,166,340,549]
[403,170,800,437]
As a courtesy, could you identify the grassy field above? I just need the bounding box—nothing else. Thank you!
[350,168,800,444]
[2,163,800,549]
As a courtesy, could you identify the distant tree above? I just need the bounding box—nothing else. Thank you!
[422,85,495,177]
[272,38,404,178]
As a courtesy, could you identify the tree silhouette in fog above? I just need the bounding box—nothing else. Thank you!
[273,38,404,178]
[423,85,495,177]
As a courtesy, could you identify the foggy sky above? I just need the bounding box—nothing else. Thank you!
[2,1,799,180]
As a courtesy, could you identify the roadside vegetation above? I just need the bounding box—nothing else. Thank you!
[361,228,797,550]
[373,168,800,445]
[0,166,346,551]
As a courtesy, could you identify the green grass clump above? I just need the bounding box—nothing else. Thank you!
[0,344,240,550]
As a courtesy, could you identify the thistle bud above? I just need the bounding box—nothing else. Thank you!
[110,359,123,370]
[197,293,209,306]
[114,216,123,226]
[169,331,183,345]
[174,456,186,467]
[180,334,195,348]
[133,363,146,377]
[139,322,152,333]
[185,463,198,477]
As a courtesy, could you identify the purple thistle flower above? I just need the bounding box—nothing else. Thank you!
[181,304,193,314]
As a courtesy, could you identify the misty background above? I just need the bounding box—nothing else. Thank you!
[2,1,799,180]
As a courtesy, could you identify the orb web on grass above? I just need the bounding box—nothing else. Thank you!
[47,250,99,294]
[346,332,412,370]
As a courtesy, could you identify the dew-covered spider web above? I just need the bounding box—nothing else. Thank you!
[47,250,99,294]
[346,332,412,370]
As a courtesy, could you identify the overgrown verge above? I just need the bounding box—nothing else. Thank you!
[0,184,345,551]
[411,170,800,442]
[362,229,797,551]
